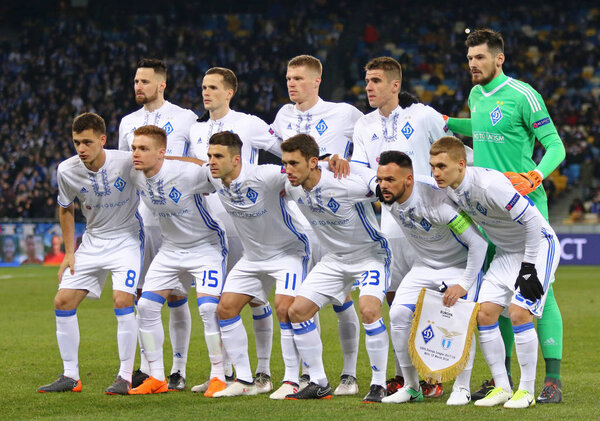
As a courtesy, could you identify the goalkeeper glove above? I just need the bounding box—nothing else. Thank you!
[515,262,544,301]
[504,170,543,196]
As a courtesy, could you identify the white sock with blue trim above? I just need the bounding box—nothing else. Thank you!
[198,298,225,381]
[333,301,359,378]
[389,304,418,389]
[138,293,166,381]
[363,318,389,387]
[514,322,537,394]
[219,315,253,383]
[168,297,191,377]
[478,322,511,391]
[453,334,476,391]
[292,319,327,386]
[135,307,150,375]
[251,303,273,376]
[280,322,300,384]
[55,309,80,381]
[115,306,137,383]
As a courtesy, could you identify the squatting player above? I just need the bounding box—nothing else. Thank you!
[196,132,309,400]
[38,113,143,395]
[271,54,364,396]
[444,28,566,403]
[119,58,198,391]
[281,134,391,403]
[430,136,560,409]
[368,151,487,406]
[128,126,228,395]
[188,67,281,394]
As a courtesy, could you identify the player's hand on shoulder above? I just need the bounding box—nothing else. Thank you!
[329,154,350,179]
[442,284,467,307]
[58,253,75,283]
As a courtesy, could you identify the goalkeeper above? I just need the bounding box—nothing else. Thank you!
[444,28,565,404]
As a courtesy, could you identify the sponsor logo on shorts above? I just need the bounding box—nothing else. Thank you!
[532,117,550,129]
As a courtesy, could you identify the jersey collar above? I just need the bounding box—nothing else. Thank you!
[454,167,472,195]
[479,72,510,97]
[295,97,324,114]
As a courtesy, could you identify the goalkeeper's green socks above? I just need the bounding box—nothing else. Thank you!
[537,286,563,380]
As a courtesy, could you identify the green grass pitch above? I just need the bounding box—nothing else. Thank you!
[0,265,599,420]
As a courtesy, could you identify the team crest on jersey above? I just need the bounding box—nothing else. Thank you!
[162,122,174,135]
[490,106,503,126]
[169,187,182,203]
[80,187,88,193]
[476,201,487,215]
[114,177,126,192]
[327,197,340,213]
[246,188,259,203]
[419,218,432,232]
[315,119,328,135]
[402,122,414,139]
[371,133,379,141]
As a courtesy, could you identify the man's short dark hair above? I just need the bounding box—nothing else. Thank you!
[466,29,504,54]
[134,125,167,148]
[281,134,319,160]
[378,150,413,171]
[72,112,106,135]
[137,58,167,80]
[206,67,238,94]
[209,131,243,155]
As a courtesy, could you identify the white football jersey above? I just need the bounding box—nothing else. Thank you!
[445,167,555,255]
[119,101,197,227]
[118,101,198,157]
[209,164,309,261]
[188,109,280,163]
[271,98,363,158]
[130,160,226,252]
[285,169,390,259]
[57,150,141,237]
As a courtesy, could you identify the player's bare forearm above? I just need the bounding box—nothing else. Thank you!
[166,156,206,166]
[58,205,76,255]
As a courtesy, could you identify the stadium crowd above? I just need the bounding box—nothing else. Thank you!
[1,2,599,220]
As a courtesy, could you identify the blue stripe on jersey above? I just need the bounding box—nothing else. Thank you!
[193,193,228,292]
[532,228,556,314]
[279,196,311,280]
[114,306,135,316]
[450,230,468,249]
[355,202,392,293]
[134,210,145,279]
[471,269,484,302]
[183,141,189,157]
[512,200,530,221]
[250,147,257,164]
[350,159,370,167]
[343,141,351,159]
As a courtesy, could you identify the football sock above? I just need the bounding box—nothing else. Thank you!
[198,297,225,381]
[168,297,191,378]
[55,309,80,381]
[301,312,320,377]
[280,322,300,384]
[251,303,273,376]
[498,315,514,376]
[453,334,476,391]
[478,322,511,391]
[292,319,327,386]
[363,318,389,387]
[390,304,418,389]
[138,292,166,381]
[514,322,537,394]
[537,286,562,379]
[219,315,253,383]
[136,310,150,375]
[333,300,359,377]
[114,306,137,383]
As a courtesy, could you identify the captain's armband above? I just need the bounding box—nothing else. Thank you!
[447,211,473,235]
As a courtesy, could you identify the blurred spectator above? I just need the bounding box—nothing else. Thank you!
[21,234,42,265]
[43,234,64,265]
[569,198,585,223]
[1,236,18,263]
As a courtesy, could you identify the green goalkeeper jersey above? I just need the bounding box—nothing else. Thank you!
[448,72,565,220]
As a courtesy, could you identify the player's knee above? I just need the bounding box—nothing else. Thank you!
[53,292,77,311]
[287,303,305,323]
[508,306,532,326]
[477,309,496,326]
[275,303,290,323]
[113,294,134,309]
[359,306,379,324]
[216,301,235,320]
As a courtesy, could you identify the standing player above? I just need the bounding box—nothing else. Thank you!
[271,55,364,395]
[192,131,309,399]
[369,151,487,406]
[444,29,566,403]
[128,126,228,395]
[281,134,391,403]
[188,67,282,394]
[430,136,561,408]
[119,58,198,391]
[38,113,143,395]
[344,57,450,396]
